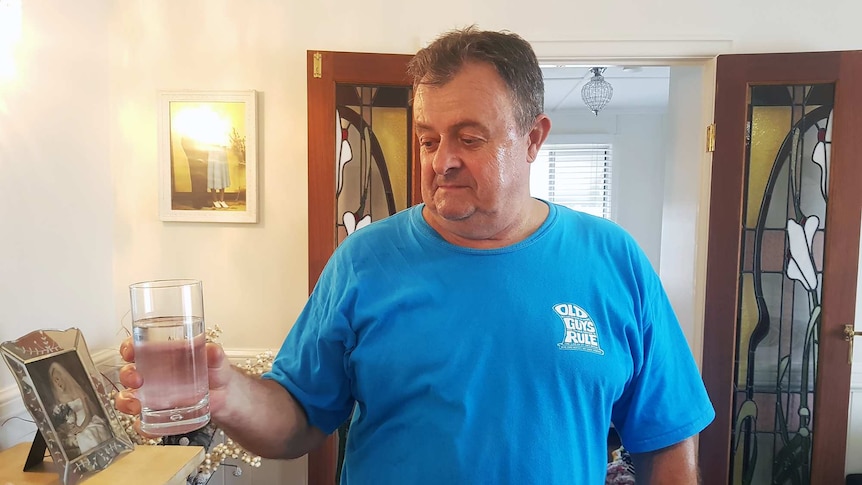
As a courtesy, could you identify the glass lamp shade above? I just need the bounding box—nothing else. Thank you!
[581,69,614,115]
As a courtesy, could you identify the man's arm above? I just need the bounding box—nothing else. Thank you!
[630,437,699,485]
[211,367,329,459]
[117,341,329,459]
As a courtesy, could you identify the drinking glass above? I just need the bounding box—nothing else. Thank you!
[129,279,210,436]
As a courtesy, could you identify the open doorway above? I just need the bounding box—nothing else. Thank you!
[534,64,671,271]
[533,59,714,364]
[532,55,717,478]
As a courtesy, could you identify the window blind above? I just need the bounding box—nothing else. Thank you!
[537,143,613,219]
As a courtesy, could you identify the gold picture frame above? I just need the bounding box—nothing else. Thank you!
[158,90,258,223]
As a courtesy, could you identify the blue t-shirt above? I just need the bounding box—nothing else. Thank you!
[265,202,714,484]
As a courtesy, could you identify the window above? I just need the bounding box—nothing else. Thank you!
[531,143,613,219]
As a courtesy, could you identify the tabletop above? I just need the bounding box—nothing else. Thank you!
[0,442,204,485]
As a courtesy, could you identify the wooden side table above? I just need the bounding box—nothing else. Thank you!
[0,442,204,485]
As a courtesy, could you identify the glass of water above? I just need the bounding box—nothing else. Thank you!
[129,279,210,436]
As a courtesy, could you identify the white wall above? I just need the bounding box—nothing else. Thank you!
[0,1,113,392]
[659,65,715,360]
[3,0,862,478]
[614,114,667,269]
[0,0,117,450]
[533,111,667,269]
[845,214,862,476]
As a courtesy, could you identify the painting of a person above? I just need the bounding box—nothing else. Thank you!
[180,136,210,209]
[48,362,111,457]
[207,143,231,209]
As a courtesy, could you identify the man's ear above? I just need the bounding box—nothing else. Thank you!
[527,114,552,163]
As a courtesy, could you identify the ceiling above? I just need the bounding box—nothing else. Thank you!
[541,65,671,113]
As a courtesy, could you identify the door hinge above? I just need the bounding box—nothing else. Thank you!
[313,52,322,79]
[706,123,716,153]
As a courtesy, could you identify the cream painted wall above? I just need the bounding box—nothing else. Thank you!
[660,65,714,362]
[0,1,113,387]
[846,214,862,476]
[608,114,667,269]
[3,0,862,467]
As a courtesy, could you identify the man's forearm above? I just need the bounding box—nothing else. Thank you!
[212,368,328,459]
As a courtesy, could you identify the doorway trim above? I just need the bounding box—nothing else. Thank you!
[530,39,732,63]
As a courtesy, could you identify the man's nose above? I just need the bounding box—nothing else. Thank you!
[431,137,462,175]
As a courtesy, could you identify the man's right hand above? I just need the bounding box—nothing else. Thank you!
[115,336,328,458]
[114,337,235,436]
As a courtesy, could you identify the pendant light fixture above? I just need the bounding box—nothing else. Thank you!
[581,67,614,115]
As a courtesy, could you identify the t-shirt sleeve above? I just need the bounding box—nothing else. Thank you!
[611,251,715,454]
[262,258,357,435]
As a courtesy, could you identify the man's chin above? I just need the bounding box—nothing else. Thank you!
[429,201,473,222]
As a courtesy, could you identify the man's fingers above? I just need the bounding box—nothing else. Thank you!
[118,363,143,389]
[206,342,227,368]
[119,337,135,363]
[115,389,142,416]
[206,342,232,389]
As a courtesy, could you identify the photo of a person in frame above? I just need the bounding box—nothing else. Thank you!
[29,353,113,460]
[169,101,248,212]
[180,135,211,209]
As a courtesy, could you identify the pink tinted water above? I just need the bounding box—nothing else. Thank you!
[133,317,210,436]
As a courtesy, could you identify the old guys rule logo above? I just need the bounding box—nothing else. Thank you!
[554,303,604,355]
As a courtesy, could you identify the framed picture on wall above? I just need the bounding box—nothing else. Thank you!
[158,90,258,223]
[1,328,134,485]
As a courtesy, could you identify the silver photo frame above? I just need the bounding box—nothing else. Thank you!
[1,328,134,485]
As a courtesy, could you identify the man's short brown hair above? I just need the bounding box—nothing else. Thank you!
[407,26,544,134]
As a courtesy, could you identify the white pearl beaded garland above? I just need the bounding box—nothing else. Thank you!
[198,436,263,475]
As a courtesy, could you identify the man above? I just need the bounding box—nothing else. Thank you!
[118,27,714,483]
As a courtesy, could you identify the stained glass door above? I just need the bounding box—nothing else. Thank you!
[700,52,862,485]
[306,50,418,485]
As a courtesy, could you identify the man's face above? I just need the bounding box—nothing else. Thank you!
[413,62,533,227]
[51,369,65,391]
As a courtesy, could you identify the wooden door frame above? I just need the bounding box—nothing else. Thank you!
[699,51,862,485]
[307,50,418,291]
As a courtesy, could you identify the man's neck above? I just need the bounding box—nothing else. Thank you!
[422,198,549,249]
